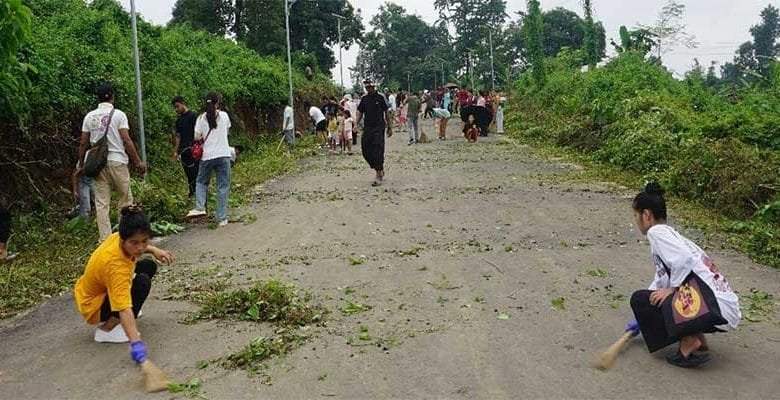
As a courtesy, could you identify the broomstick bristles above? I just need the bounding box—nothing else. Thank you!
[140,360,171,393]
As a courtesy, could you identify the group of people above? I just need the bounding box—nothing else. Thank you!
[304,95,356,155]
[54,76,748,372]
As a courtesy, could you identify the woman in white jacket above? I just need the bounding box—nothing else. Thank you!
[187,92,232,227]
[628,182,741,368]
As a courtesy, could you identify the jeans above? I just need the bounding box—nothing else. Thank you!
[100,259,157,321]
[407,116,419,142]
[78,175,93,218]
[195,156,231,222]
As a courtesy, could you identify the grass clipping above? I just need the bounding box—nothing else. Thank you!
[184,280,326,326]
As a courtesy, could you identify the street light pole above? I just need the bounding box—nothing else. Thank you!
[488,27,495,91]
[331,13,346,94]
[407,71,411,93]
[285,0,296,120]
[129,0,146,179]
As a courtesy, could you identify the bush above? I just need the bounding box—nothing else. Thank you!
[509,51,780,267]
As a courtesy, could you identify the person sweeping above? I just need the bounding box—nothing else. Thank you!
[627,182,741,368]
[74,205,174,366]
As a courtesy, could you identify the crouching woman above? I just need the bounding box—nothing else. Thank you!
[74,205,174,364]
[628,182,741,368]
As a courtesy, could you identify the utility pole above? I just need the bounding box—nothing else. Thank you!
[285,0,296,121]
[407,71,411,93]
[488,27,495,91]
[331,13,346,94]
[129,0,146,179]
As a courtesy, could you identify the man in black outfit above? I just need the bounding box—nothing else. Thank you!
[0,202,16,262]
[171,96,199,197]
[356,78,393,187]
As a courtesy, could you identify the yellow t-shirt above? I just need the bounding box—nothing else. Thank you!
[74,233,135,324]
[327,118,338,133]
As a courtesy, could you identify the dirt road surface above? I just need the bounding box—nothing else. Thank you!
[2,118,779,399]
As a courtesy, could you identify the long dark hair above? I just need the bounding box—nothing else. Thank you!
[204,92,220,130]
[633,182,667,220]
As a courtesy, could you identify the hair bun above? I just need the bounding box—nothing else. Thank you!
[644,181,665,196]
[120,204,143,216]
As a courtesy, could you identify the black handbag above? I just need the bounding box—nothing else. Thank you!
[661,270,728,338]
[83,109,115,178]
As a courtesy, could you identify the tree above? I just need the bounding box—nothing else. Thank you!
[582,0,599,68]
[170,0,363,74]
[435,0,507,86]
[524,0,544,86]
[1,0,34,120]
[721,5,780,84]
[638,0,697,59]
[170,0,233,36]
[611,26,657,56]
[354,3,444,90]
[540,7,605,61]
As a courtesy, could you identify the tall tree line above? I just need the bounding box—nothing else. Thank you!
[355,0,606,91]
[170,0,364,75]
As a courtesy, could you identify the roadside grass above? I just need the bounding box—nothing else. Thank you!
[0,136,317,319]
[505,135,780,269]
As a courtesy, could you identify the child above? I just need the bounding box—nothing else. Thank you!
[627,182,741,368]
[463,114,480,143]
[326,112,338,153]
[336,111,346,154]
[397,100,408,130]
[496,96,505,135]
[341,109,354,155]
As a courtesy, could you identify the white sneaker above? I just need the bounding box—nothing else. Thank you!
[94,324,129,343]
[218,219,228,227]
[187,209,206,218]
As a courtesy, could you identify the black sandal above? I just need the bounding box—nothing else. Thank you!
[666,350,711,368]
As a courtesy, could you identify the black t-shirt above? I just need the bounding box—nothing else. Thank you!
[321,102,338,118]
[175,110,197,152]
[358,93,389,128]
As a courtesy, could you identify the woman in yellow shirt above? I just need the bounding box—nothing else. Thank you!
[74,206,174,364]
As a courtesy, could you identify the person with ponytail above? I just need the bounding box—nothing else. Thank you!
[627,182,741,368]
[74,206,174,365]
[186,93,233,226]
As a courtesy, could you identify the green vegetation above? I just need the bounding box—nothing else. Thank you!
[184,280,326,326]
[221,330,308,376]
[508,50,780,267]
[0,0,334,318]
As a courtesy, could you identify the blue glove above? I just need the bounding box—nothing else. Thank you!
[130,340,147,364]
[625,319,640,337]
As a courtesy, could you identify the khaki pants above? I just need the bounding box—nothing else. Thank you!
[94,161,133,241]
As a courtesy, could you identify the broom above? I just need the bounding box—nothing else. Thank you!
[140,360,171,393]
[592,331,633,371]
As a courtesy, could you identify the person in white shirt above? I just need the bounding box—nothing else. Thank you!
[282,100,295,152]
[304,101,327,146]
[388,91,397,114]
[627,182,741,368]
[348,93,360,145]
[186,93,232,227]
[78,84,146,242]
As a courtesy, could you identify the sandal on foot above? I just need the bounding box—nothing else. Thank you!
[371,180,382,187]
[666,351,711,368]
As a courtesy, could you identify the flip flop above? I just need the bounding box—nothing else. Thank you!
[0,252,19,263]
[666,350,711,368]
[371,180,382,187]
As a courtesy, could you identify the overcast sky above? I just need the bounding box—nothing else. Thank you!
[118,0,778,81]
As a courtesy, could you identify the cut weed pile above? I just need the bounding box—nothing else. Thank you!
[221,330,308,376]
[183,280,327,326]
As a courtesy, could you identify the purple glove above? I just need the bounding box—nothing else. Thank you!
[130,340,147,364]
[625,319,640,336]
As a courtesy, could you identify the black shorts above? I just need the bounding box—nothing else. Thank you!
[315,120,327,132]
